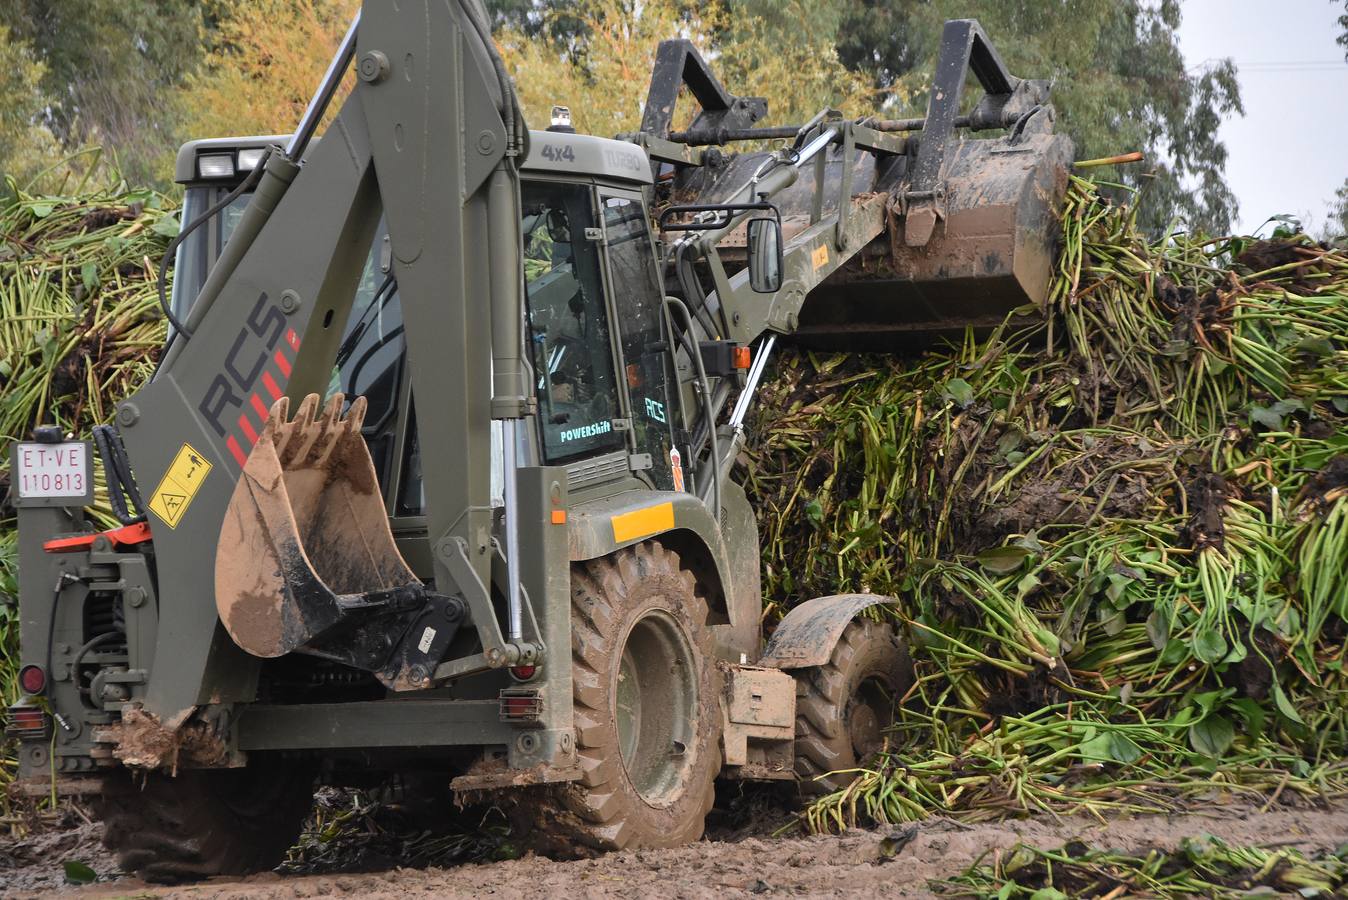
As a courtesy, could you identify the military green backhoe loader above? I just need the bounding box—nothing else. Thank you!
[6,0,1071,880]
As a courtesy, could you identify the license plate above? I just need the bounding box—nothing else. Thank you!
[10,441,93,505]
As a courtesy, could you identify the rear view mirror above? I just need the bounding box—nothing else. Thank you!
[747,217,783,294]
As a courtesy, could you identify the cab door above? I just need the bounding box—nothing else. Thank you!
[598,192,681,492]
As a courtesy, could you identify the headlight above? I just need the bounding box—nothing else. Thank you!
[197,153,235,179]
[237,147,267,171]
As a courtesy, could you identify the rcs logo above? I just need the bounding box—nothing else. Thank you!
[198,293,287,438]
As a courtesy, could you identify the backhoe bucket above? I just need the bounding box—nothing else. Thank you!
[215,393,424,662]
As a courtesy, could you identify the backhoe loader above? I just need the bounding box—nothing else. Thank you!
[6,0,1071,880]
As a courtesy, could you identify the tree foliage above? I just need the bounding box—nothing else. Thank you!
[0,0,204,185]
[496,0,880,138]
[0,0,1244,233]
[1339,0,1348,60]
[1326,180,1348,242]
[732,0,1242,234]
[181,0,359,141]
[0,25,60,188]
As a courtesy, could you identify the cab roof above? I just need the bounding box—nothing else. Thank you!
[174,131,651,186]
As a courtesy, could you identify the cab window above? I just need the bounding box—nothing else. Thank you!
[601,194,678,490]
[522,182,623,464]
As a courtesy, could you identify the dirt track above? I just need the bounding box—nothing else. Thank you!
[7,802,1348,898]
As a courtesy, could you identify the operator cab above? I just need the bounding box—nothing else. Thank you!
[171,130,680,547]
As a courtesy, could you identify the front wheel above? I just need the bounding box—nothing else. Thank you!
[521,541,720,855]
[793,618,912,796]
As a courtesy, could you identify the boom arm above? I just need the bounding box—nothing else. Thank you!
[118,0,531,719]
[629,25,1069,506]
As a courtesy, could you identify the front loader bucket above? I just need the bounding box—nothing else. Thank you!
[215,393,424,662]
[692,131,1074,350]
[794,132,1075,349]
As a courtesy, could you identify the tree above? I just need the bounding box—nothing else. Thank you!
[1339,0,1347,60]
[734,0,1242,235]
[180,0,358,141]
[1325,180,1348,242]
[496,0,880,138]
[0,25,61,188]
[0,0,205,186]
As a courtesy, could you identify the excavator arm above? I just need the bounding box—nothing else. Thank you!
[116,0,534,719]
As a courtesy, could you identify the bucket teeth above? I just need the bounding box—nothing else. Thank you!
[263,392,367,469]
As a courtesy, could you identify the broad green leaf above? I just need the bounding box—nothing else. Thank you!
[996,430,1023,457]
[1079,731,1143,764]
[1030,889,1068,900]
[63,860,97,884]
[152,215,182,238]
[1191,689,1232,716]
[1230,698,1266,738]
[1189,715,1234,757]
[1249,404,1284,430]
[942,377,974,408]
[1191,628,1227,664]
[803,498,823,527]
[1272,682,1305,725]
[1161,638,1189,665]
[977,546,1032,574]
[1105,573,1133,605]
[1146,609,1169,650]
[1099,608,1125,636]
[30,201,55,218]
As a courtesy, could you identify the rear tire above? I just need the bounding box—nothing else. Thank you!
[794,618,911,796]
[99,764,314,883]
[521,541,720,856]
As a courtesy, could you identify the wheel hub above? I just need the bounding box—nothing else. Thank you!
[847,676,892,759]
[615,609,698,807]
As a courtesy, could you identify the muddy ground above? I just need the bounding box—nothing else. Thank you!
[5,800,1348,899]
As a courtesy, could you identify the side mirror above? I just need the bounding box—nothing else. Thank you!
[747,217,783,294]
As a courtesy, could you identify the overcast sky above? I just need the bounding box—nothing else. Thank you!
[1176,0,1348,234]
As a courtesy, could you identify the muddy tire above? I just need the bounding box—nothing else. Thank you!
[794,618,911,796]
[98,764,314,882]
[522,541,720,855]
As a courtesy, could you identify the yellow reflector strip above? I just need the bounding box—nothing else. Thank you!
[611,501,675,544]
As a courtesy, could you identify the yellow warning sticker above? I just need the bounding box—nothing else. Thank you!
[811,244,829,271]
[148,443,212,529]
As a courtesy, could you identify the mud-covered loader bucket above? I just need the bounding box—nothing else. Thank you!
[644,19,1076,350]
[216,393,462,688]
[794,131,1075,350]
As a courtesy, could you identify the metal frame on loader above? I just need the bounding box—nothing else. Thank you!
[7,0,1071,880]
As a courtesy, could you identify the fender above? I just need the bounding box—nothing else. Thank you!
[567,484,760,661]
[759,593,896,669]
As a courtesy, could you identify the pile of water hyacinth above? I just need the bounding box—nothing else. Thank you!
[743,175,1348,830]
[936,836,1348,898]
[0,174,176,794]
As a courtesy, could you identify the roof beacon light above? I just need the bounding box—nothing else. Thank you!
[237,147,267,171]
[197,153,236,179]
[548,106,575,134]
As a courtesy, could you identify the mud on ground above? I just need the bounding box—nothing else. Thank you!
[7,801,1348,899]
